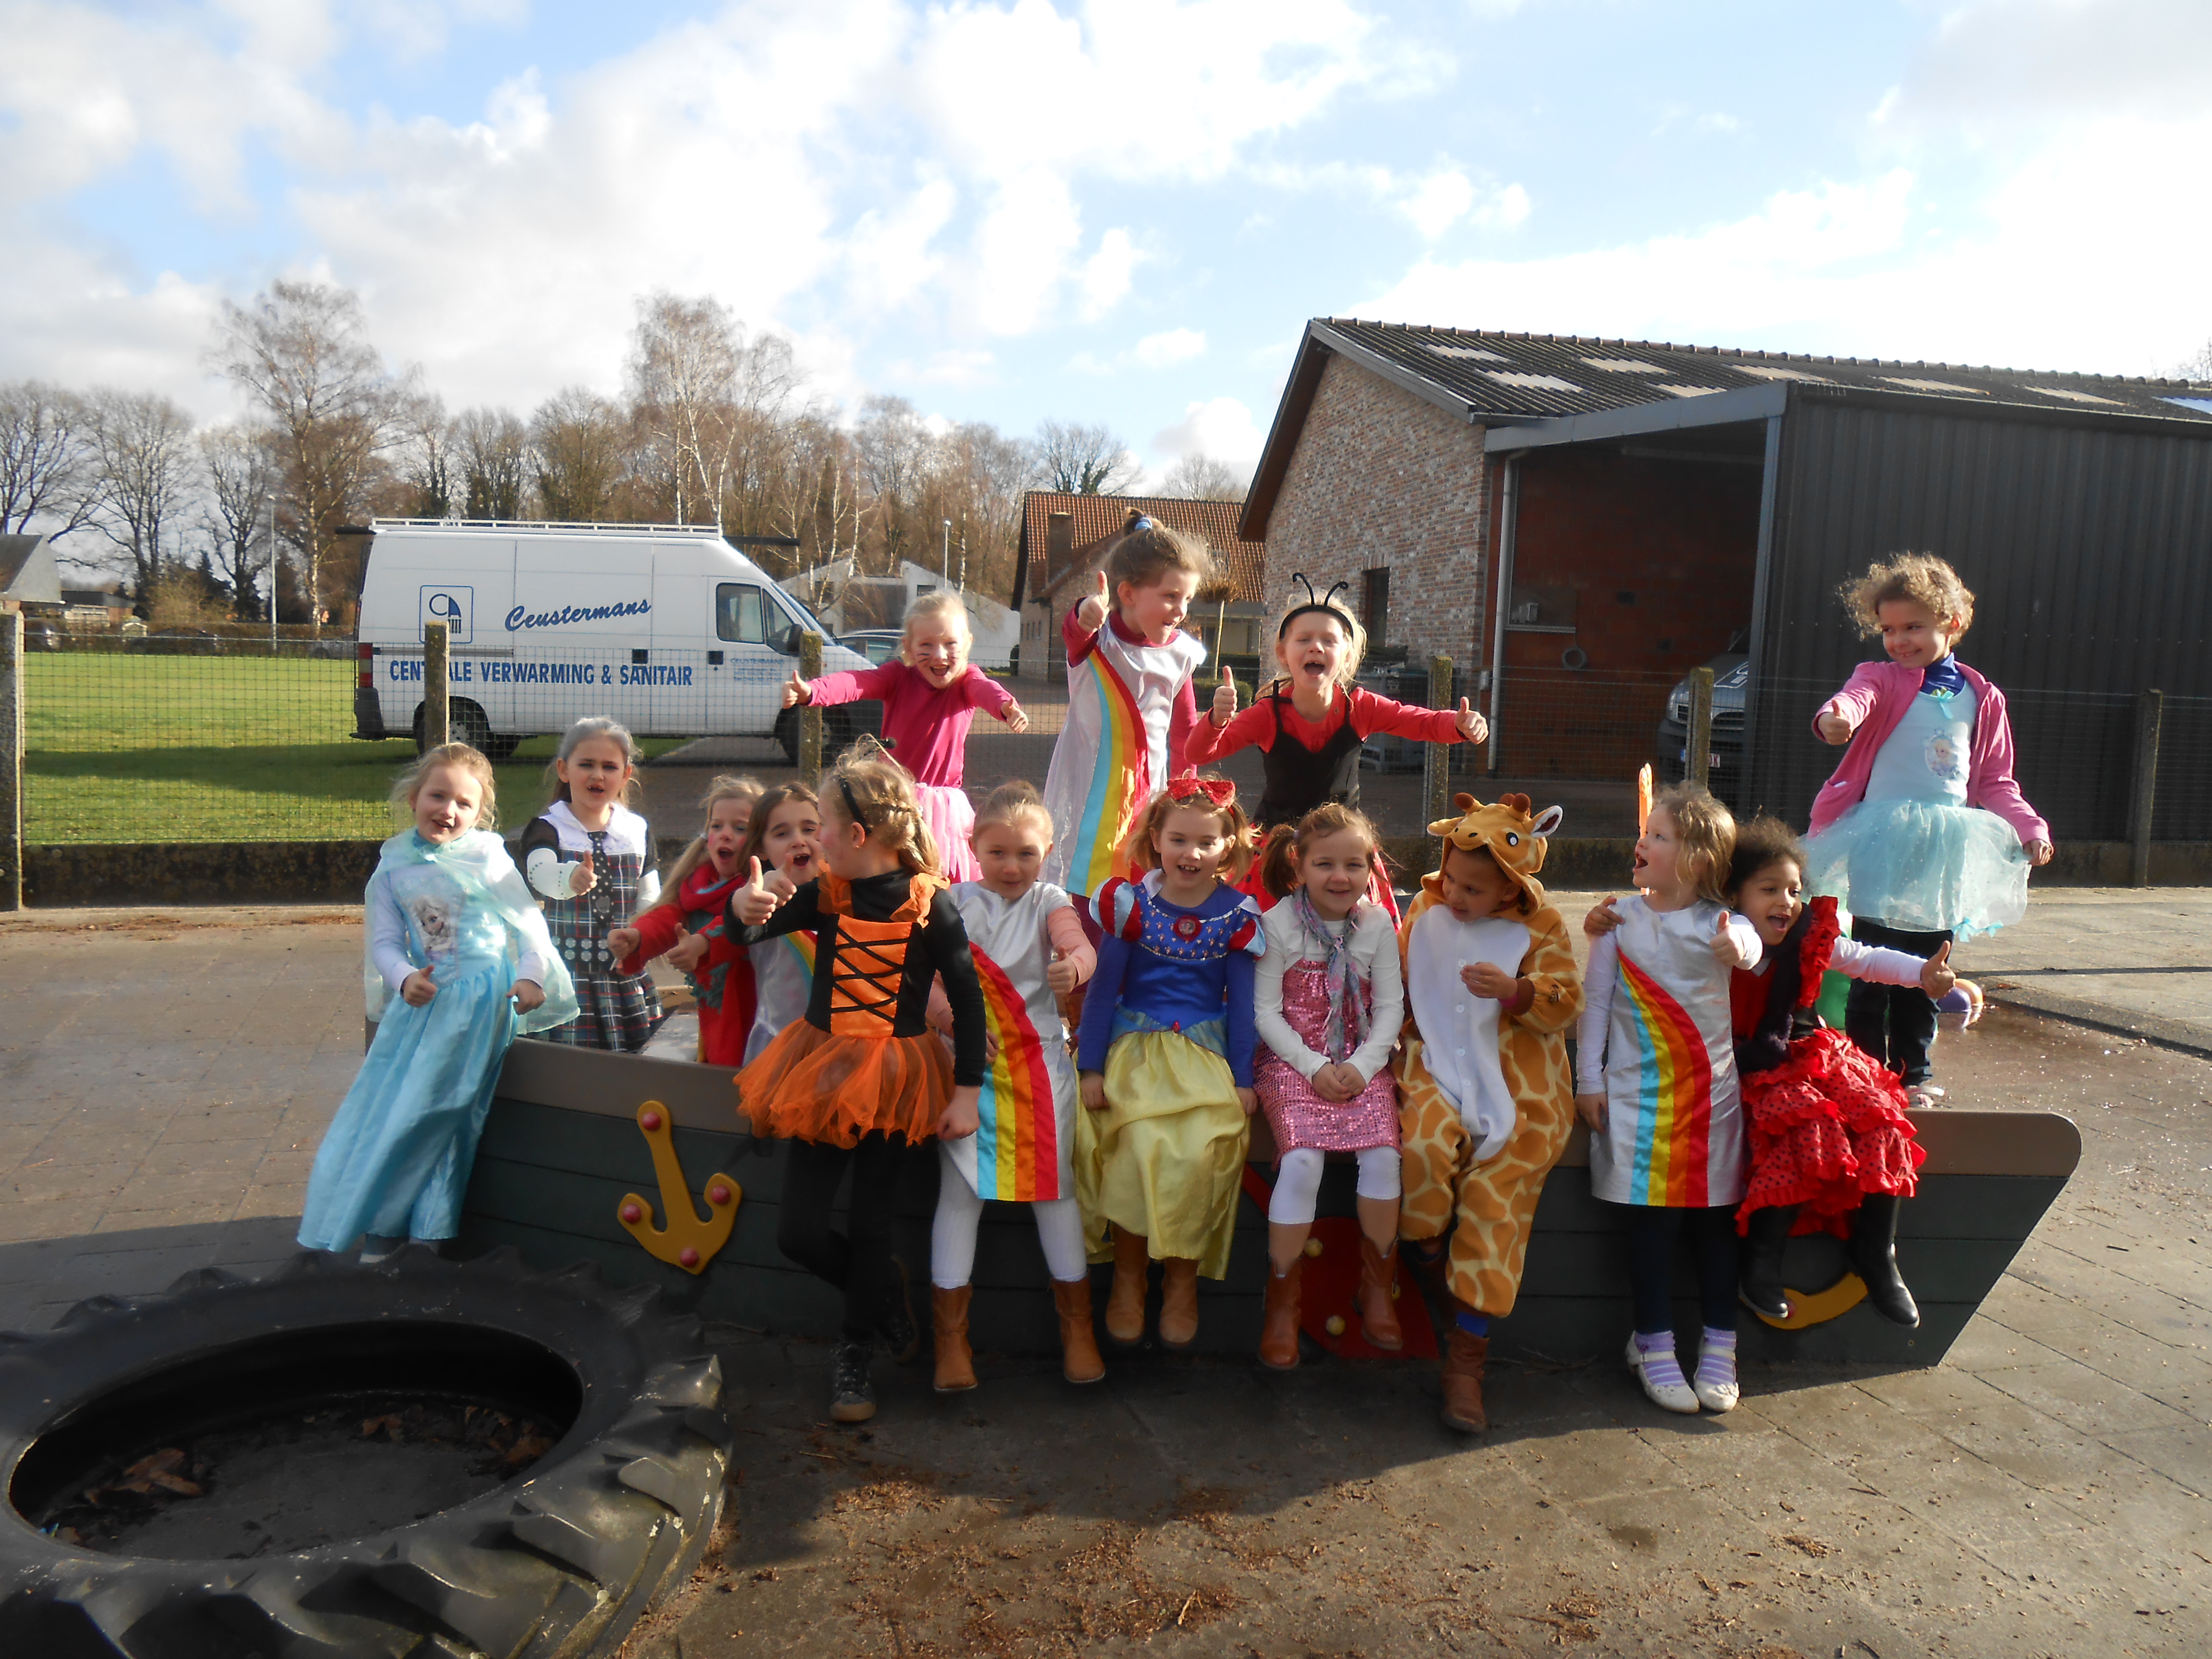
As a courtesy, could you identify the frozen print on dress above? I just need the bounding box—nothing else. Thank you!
[1923,733,1965,784]
[390,866,468,967]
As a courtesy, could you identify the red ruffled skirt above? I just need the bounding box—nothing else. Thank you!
[1737,1028,1926,1236]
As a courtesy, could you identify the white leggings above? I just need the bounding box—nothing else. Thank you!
[1267,1145,1401,1227]
[930,1145,1089,1288]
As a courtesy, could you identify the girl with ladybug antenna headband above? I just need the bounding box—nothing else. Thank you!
[1184,574,1488,919]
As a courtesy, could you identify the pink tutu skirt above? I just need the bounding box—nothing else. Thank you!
[916,782,979,884]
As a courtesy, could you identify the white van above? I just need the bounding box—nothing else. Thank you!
[351,519,879,761]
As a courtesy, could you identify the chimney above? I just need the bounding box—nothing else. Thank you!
[1046,511,1073,581]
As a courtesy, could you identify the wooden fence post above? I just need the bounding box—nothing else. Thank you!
[1685,665,1716,792]
[422,619,450,750]
[799,632,825,786]
[2129,687,2163,889]
[0,613,21,912]
[1424,654,1453,826]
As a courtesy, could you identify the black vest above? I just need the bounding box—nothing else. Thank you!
[1254,690,1364,826]
[1734,903,1833,1077]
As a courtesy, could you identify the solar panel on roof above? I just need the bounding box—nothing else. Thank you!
[1879,376,1988,395]
[1482,370,1582,393]
[1428,345,1508,361]
[2029,386,2122,406]
[1656,385,1724,399]
[1581,357,1665,374]
[1734,365,1831,384]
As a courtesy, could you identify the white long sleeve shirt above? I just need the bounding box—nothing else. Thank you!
[1254,898,1405,1084]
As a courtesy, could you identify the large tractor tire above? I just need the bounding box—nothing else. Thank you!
[0,1247,733,1658]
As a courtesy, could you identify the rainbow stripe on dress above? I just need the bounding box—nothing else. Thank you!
[968,948,1060,1201]
[1069,650,1147,895]
[778,931,817,978]
[1617,950,1716,1206]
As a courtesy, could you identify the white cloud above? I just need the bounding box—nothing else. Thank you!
[1080,228,1142,319]
[1400,169,1477,240]
[1886,0,2212,129]
[1134,328,1207,368]
[1151,396,1264,468]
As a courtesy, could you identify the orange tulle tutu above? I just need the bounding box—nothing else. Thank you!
[734,1018,951,1148]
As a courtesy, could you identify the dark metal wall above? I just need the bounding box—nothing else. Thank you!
[1743,397,2212,842]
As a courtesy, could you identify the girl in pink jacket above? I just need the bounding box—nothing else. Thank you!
[1802,555,2052,1105]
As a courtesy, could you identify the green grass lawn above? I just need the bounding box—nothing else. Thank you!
[23,655,681,843]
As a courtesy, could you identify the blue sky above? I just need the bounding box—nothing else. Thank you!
[5,0,2209,481]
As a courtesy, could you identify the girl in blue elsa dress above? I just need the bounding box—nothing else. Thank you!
[300,743,578,1260]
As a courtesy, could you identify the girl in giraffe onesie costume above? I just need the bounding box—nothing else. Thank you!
[1394,793,1583,1433]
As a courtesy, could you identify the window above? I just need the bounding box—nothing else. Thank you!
[715,583,771,644]
[1362,567,1390,643]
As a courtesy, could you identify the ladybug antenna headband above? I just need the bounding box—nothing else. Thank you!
[1277,571,1355,638]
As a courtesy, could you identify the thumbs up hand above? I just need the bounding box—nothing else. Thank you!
[1211,664,1238,726]
[732,856,779,925]
[1709,910,1752,966]
[1046,947,1080,995]
[781,668,811,709]
[666,929,710,973]
[1919,939,1956,998]
[568,850,596,898]
[1453,697,1488,744]
[1075,569,1110,634]
[607,926,643,962]
[401,966,438,1007]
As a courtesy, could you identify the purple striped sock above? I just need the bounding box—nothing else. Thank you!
[1633,1331,1687,1390]
[1695,1326,1738,1390]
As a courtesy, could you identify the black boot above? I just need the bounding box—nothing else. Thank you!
[1850,1194,1920,1328]
[878,1256,920,1363]
[1739,1204,1799,1322]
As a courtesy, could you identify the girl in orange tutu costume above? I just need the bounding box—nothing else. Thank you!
[729,747,986,1424]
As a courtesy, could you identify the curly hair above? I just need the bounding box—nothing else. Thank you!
[1256,801,1380,900]
[392,742,497,830]
[1726,813,1805,896]
[1122,775,1252,881]
[1650,782,1736,905]
[1839,553,1976,640]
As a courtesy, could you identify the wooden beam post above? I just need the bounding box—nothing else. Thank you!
[2129,687,2163,889]
[1685,665,1716,792]
[0,613,22,911]
[421,619,450,750]
[1424,654,1453,827]
[799,631,825,786]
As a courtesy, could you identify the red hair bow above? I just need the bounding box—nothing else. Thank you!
[1166,773,1237,807]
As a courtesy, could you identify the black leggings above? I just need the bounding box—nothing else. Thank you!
[778,1133,914,1343]
[1844,918,1950,1086]
[1622,1204,1740,1334]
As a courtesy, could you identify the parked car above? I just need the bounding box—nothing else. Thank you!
[838,629,905,667]
[1654,652,1748,806]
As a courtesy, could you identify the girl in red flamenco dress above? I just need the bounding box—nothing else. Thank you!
[1726,816,1956,1328]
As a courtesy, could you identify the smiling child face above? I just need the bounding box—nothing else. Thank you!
[1735,857,1804,950]
[1153,804,1231,888]
[905,613,970,689]
[759,798,819,881]
[1275,612,1350,696]
[413,764,484,844]
[1118,569,1200,645]
[973,812,1050,900]
[1296,827,1370,918]
[1436,841,1517,922]
[1877,599,1961,670]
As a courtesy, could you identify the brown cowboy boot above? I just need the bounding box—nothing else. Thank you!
[1158,1258,1201,1350]
[1052,1276,1106,1384]
[1258,1257,1302,1370]
[1439,1321,1490,1433]
[1357,1236,1405,1351]
[1105,1225,1149,1346]
[931,1285,977,1393]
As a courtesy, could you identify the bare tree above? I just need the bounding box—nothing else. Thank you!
[0,380,96,535]
[2179,339,2212,384]
[211,279,405,627]
[628,292,799,529]
[1037,418,1138,495]
[199,423,279,621]
[81,388,197,596]
[455,407,529,519]
[1157,451,1249,503]
[393,391,456,519]
[530,386,628,521]
[854,395,938,574]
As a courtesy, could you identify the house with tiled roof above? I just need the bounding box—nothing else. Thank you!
[1240,317,2212,842]
[0,535,63,615]
[1010,491,1266,674]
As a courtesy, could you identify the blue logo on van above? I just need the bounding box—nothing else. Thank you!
[421,586,473,645]
[504,598,652,632]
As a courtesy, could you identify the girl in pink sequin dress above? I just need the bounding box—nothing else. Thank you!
[1251,805,1406,1369]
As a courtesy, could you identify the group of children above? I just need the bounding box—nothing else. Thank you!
[300,519,2047,1430]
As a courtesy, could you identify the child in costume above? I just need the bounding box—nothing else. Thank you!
[1040,513,1216,937]
[734,783,823,1064]
[301,744,577,1258]
[1186,574,1486,918]
[609,775,763,1065]
[1727,817,1950,1328]
[1251,804,1407,1370]
[519,717,663,1051]
[1395,794,1582,1432]
[1575,784,1760,1416]
[783,590,1029,884]
[924,781,1103,1391]
[1803,554,2052,1106]
[730,748,986,1424]
[1077,775,1264,1352]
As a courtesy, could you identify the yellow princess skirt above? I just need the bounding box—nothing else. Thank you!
[1077,1030,1250,1280]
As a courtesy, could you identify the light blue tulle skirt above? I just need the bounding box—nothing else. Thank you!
[299,955,518,1250]
[1803,798,2029,940]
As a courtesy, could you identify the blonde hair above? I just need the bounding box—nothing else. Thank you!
[972,779,1054,843]
[1104,510,1218,606]
[1257,802,1379,900]
[545,716,644,807]
[1269,587,1369,688]
[1122,775,1252,880]
[902,590,971,661]
[665,774,765,890]
[1839,553,1976,640]
[737,782,820,875]
[822,741,939,875]
[1650,782,1736,905]
[393,743,498,830]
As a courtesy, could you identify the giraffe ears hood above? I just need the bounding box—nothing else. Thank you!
[1423,792,1563,910]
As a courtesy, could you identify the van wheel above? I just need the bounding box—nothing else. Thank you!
[481,734,522,760]
[451,702,494,756]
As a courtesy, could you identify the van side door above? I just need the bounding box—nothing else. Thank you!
[709,580,796,737]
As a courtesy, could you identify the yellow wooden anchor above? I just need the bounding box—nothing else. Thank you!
[1753,1271,1868,1331]
[616,1101,740,1274]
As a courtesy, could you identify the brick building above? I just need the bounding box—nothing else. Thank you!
[1240,319,2212,836]
[1010,492,1265,675]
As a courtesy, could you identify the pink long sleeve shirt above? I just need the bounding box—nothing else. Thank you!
[805,661,1016,789]
[1808,659,2048,845]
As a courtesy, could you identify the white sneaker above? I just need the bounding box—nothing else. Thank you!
[1624,1334,1699,1414]
[1693,1334,1740,1414]
[1905,1083,1946,1110]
